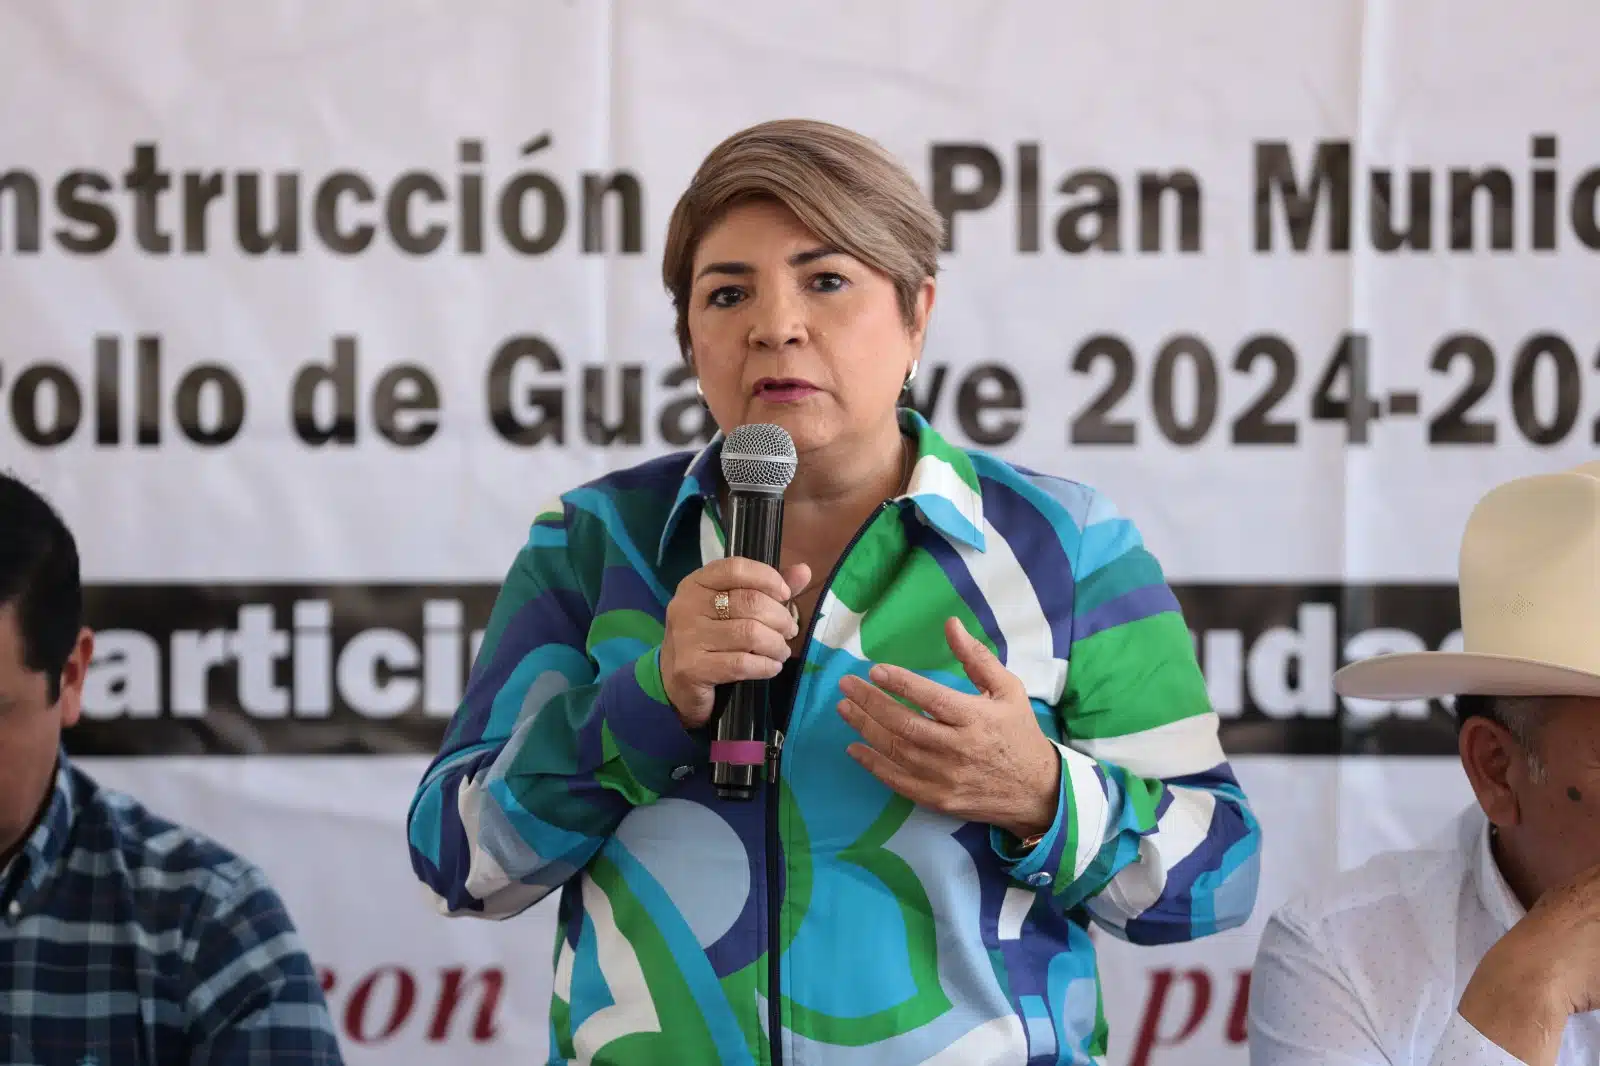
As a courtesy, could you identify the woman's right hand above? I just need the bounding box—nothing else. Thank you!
[660,558,811,728]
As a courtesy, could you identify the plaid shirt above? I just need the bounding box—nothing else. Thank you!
[0,751,344,1065]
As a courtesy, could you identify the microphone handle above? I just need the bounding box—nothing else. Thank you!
[711,490,785,801]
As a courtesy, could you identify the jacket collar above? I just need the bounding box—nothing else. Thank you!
[656,408,988,564]
[0,747,76,920]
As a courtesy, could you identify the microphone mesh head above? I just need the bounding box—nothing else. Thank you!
[721,423,798,494]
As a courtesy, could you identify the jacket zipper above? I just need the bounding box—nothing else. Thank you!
[765,499,891,1066]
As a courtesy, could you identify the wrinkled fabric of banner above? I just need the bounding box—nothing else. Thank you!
[4,2,1598,1062]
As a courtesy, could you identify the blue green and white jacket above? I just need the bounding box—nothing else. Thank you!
[408,410,1262,1065]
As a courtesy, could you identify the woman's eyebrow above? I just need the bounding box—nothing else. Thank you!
[694,247,841,281]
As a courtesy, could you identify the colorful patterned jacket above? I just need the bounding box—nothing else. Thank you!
[406,409,1262,1065]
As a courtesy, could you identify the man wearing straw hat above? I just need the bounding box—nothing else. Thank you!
[1248,461,1600,1066]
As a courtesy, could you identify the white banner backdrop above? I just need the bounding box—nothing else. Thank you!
[5,1,1598,1062]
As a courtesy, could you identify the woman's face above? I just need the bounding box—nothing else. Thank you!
[686,199,933,456]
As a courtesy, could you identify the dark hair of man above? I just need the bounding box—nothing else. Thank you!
[1454,693,1498,728]
[0,472,82,705]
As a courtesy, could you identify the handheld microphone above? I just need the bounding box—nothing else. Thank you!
[711,423,798,801]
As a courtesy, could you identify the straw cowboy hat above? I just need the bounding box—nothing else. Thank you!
[1332,459,1600,700]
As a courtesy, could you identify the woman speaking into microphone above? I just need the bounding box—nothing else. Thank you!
[407,119,1262,1065]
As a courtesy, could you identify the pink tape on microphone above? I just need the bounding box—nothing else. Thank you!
[710,740,767,766]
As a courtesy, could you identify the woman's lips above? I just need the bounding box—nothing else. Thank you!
[754,380,820,403]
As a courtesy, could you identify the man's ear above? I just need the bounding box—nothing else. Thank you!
[54,627,94,729]
[1460,715,1524,829]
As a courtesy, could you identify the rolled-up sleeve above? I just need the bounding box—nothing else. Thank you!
[991,488,1263,945]
[1427,1013,1533,1066]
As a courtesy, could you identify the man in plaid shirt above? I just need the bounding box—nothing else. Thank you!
[0,472,345,1065]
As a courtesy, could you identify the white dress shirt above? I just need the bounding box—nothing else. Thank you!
[1248,803,1600,1065]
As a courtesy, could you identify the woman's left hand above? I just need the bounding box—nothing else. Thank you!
[836,617,1062,841]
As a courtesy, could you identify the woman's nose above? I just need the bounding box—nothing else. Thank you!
[747,289,809,350]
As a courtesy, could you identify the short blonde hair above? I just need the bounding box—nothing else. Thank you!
[661,119,944,362]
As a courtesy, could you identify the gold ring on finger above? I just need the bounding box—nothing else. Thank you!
[712,591,731,620]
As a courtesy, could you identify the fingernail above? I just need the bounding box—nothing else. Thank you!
[869,664,889,683]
